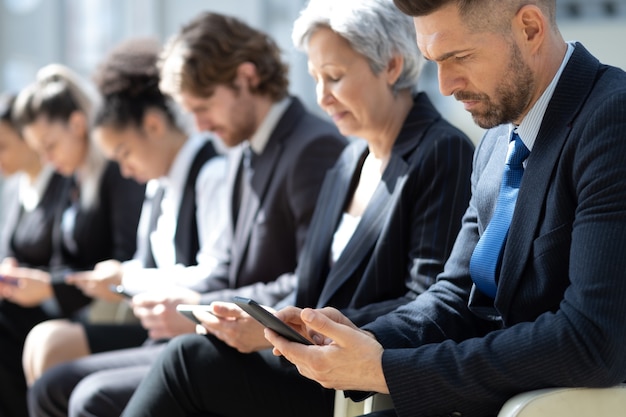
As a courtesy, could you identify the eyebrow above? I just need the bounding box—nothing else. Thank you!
[425,49,472,63]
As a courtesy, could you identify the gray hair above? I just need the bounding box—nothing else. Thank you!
[292,0,424,93]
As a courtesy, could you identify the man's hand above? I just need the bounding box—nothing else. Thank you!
[66,260,123,301]
[195,301,269,353]
[266,307,389,393]
[132,287,201,340]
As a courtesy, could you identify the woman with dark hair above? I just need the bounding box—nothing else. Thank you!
[0,64,145,416]
[0,92,71,417]
[22,36,228,395]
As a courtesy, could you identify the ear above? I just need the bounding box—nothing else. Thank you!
[141,109,166,139]
[385,54,404,87]
[514,5,546,54]
[236,62,260,90]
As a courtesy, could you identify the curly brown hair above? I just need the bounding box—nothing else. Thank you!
[159,12,289,101]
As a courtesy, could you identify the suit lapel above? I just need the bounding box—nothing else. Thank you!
[495,44,601,313]
[315,95,437,306]
[295,142,367,307]
[230,100,305,284]
[316,152,410,306]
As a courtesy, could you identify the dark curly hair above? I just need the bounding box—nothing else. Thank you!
[92,37,177,130]
[159,12,289,101]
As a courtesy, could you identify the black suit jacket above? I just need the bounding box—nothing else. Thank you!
[49,161,145,317]
[292,93,473,327]
[0,171,68,267]
[363,44,626,417]
[193,97,347,305]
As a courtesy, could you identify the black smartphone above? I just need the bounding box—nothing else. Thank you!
[176,304,212,325]
[109,284,133,299]
[232,296,312,345]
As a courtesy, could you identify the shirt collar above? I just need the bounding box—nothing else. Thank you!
[514,42,575,149]
[248,97,291,155]
[159,132,211,191]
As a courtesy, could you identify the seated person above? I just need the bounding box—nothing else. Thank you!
[263,1,626,417]
[28,12,347,417]
[0,92,70,417]
[2,63,145,417]
[21,37,229,383]
[118,1,473,416]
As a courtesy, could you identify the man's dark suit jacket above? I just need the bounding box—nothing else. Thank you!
[293,93,473,327]
[192,97,347,305]
[362,44,626,417]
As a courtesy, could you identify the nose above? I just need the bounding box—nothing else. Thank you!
[194,117,213,134]
[315,79,334,109]
[437,63,464,97]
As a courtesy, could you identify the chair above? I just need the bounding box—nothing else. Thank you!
[497,384,626,417]
[333,391,393,417]
[334,384,626,417]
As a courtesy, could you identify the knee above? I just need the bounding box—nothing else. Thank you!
[27,362,77,416]
[68,374,117,417]
[23,320,89,385]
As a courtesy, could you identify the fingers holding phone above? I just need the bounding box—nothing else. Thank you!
[177,302,272,353]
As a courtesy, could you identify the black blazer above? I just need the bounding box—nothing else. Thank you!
[193,97,347,305]
[363,44,626,417]
[0,171,68,267]
[49,161,145,316]
[293,93,473,326]
[0,161,144,360]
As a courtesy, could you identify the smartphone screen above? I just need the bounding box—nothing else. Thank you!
[232,296,312,345]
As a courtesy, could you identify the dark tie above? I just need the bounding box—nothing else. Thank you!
[469,131,530,298]
[233,144,256,227]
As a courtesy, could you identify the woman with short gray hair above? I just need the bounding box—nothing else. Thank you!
[120,1,474,416]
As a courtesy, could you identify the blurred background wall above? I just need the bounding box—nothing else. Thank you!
[1,0,625,144]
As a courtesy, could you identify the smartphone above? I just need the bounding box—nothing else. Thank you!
[109,284,133,299]
[176,304,213,325]
[232,296,312,345]
[0,275,19,286]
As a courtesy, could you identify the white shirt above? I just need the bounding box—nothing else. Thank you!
[248,97,291,154]
[122,133,230,292]
[514,42,575,151]
[330,212,361,266]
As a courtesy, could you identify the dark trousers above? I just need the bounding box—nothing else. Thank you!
[28,343,166,417]
[121,334,335,417]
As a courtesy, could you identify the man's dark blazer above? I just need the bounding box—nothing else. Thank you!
[293,93,473,327]
[193,97,347,305]
[362,44,626,417]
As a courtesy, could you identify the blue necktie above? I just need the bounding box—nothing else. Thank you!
[469,131,530,298]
